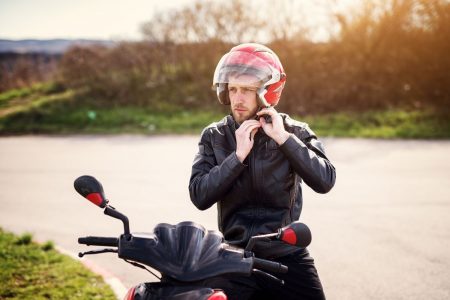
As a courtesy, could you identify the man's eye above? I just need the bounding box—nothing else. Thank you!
[228,87,237,93]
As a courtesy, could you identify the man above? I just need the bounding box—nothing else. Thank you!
[189,43,336,300]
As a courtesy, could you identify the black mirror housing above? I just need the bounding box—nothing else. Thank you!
[74,175,108,208]
[278,222,311,248]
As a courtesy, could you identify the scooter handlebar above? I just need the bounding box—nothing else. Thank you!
[253,257,288,274]
[78,236,118,247]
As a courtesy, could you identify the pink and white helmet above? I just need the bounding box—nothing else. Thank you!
[213,43,286,107]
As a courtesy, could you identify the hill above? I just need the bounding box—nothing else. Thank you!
[0,39,115,54]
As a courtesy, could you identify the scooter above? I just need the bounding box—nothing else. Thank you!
[74,175,312,300]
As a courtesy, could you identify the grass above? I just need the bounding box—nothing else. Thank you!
[0,82,70,119]
[0,87,225,135]
[0,82,65,104]
[0,101,224,135]
[302,109,450,139]
[0,84,448,138]
[0,228,116,300]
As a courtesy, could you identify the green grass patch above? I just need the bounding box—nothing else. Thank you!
[0,228,116,300]
[0,85,448,138]
[0,94,225,135]
[0,82,70,119]
[0,106,225,135]
[0,82,64,105]
[1,102,448,138]
[0,87,33,104]
[302,109,450,139]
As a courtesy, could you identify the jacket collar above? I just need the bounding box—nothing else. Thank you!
[227,114,270,143]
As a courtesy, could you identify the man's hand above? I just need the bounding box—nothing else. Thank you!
[257,107,290,145]
[235,120,261,163]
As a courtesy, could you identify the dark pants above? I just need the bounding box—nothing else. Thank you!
[204,248,326,300]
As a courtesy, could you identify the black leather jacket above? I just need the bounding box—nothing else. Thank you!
[189,114,336,258]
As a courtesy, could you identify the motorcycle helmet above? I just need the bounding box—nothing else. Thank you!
[213,43,286,107]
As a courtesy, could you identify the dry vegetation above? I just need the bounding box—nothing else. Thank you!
[1,0,449,116]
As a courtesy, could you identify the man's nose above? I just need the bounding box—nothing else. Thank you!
[235,89,245,101]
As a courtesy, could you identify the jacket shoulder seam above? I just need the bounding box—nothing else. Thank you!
[282,114,316,139]
[201,116,229,138]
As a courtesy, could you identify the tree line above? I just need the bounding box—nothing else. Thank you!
[2,0,449,114]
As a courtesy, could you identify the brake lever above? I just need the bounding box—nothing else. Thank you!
[78,248,118,257]
[253,269,284,285]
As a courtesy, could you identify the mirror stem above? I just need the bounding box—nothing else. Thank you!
[244,233,278,252]
[104,206,130,237]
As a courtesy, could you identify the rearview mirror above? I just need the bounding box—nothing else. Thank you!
[74,175,108,208]
[278,222,311,248]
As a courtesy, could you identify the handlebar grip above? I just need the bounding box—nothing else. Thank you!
[78,236,118,247]
[253,258,288,274]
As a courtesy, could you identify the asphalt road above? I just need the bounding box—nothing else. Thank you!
[0,135,449,300]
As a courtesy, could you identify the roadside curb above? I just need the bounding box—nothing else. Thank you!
[55,245,127,300]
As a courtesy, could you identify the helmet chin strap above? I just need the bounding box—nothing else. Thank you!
[257,87,271,108]
[250,107,272,124]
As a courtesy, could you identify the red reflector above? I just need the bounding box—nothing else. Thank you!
[208,290,227,300]
[86,193,104,207]
[281,228,297,245]
[124,286,135,300]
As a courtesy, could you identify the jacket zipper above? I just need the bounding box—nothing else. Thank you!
[247,140,258,241]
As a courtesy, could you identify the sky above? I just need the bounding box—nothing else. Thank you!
[0,0,359,41]
[0,0,194,40]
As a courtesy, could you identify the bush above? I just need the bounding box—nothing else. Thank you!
[57,0,450,115]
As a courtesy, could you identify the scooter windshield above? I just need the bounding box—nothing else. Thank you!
[118,221,253,282]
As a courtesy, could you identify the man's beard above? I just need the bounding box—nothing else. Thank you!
[232,106,259,124]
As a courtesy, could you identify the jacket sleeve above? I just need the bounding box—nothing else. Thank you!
[279,126,336,194]
[189,129,246,210]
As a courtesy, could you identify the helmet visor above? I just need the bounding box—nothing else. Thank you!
[213,51,277,88]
